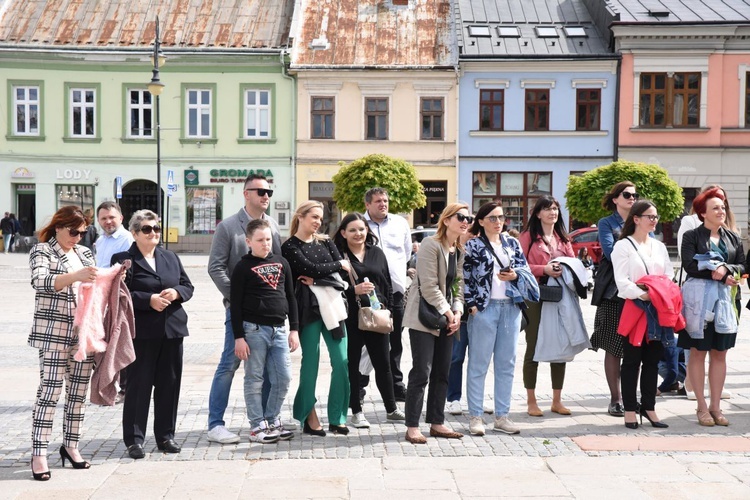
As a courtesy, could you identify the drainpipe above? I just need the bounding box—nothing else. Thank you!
[613,56,622,162]
[280,50,297,228]
[454,63,461,204]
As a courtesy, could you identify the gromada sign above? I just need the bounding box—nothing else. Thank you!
[209,169,274,183]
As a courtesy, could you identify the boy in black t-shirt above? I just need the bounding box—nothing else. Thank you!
[230,219,299,443]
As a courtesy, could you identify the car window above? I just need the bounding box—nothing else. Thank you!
[574,230,598,243]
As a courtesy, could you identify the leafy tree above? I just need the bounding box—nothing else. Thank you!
[332,154,426,213]
[566,160,684,224]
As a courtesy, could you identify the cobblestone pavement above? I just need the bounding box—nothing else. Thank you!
[2,252,750,469]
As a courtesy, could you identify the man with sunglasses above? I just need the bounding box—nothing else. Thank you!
[363,187,412,402]
[206,173,284,444]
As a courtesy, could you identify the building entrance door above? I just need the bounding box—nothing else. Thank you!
[121,179,162,225]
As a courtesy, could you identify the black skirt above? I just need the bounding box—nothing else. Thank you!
[677,321,736,352]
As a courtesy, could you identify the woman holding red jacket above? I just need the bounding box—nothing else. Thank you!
[611,200,673,430]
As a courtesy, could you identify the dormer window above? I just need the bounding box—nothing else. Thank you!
[535,26,558,38]
[497,26,520,38]
[468,26,492,37]
[563,26,587,38]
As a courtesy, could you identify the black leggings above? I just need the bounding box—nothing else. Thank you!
[346,317,396,414]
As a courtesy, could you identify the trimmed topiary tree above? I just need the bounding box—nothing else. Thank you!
[566,159,684,224]
[332,154,427,213]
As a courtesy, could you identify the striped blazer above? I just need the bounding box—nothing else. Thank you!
[28,237,95,351]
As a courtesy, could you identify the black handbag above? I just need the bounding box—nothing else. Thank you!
[591,256,618,306]
[538,277,564,303]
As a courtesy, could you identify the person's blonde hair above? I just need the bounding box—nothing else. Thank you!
[433,202,470,249]
[290,200,328,241]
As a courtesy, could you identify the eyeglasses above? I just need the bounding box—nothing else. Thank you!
[621,192,640,200]
[67,227,86,237]
[454,213,474,224]
[139,225,162,234]
[485,215,506,223]
[637,215,660,222]
[245,188,274,198]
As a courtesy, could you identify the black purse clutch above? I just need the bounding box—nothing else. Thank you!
[538,277,563,303]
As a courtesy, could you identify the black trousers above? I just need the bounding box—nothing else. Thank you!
[346,317,396,414]
[389,292,406,391]
[405,328,453,427]
[123,337,183,446]
[621,339,663,412]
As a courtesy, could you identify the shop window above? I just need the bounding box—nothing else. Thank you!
[576,89,601,131]
[639,72,699,127]
[420,98,444,140]
[311,96,335,139]
[127,89,153,138]
[186,187,223,234]
[365,97,388,140]
[525,89,549,131]
[479,89,504,131]
[56,185,94,214]
[13,85,40,136]
[471,172,552,231]
[309,182,341,236]
[413,181,447,227]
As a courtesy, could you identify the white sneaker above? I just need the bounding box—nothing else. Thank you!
[351,412,371,428]
[207,425,241,444]
[446,400,462,415]
[269,418,294,441]
[387,408,406,421]
[469,416,485,436]
[493,416,520,435]
[249,420,280,444]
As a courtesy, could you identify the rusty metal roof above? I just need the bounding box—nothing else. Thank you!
[0,0,295,49]
[291,0,456,68]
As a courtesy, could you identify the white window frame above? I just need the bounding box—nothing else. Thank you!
[186,88,212,138]
[739,65,748,128]
[70,88,96,138]
[127,88,153,139]
[244,89,271,139]
[13,85,40,136]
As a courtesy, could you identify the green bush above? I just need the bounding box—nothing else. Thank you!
[332,154,426,213]
[566,160,684,224]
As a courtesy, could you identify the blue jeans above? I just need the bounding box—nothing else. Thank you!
[446,322,469,403]
[658,345,685,391]
[242,322,292,427]
[466,300,521,417]
[208,309,269,430]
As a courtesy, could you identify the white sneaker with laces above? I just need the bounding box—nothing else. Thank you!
[494,416,520,435]
[387,408,406,421]
[269,418,294,441]
[249,420,280,444]
[469,416,485,436]
[207,425,241,444]
[446,400,462,415]
[351,412,371,428]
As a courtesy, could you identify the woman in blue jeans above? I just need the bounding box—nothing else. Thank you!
[463,201,535,435]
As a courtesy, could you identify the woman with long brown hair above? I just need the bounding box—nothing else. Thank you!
[28,205,98,480]
[403,203,470,444]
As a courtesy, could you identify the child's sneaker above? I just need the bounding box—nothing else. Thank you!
[249,420,280,444]
[269,418,294,441]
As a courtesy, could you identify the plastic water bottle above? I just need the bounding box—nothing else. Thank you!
[363,277,381,310]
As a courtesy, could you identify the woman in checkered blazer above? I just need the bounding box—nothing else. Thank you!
[29,205,99,481]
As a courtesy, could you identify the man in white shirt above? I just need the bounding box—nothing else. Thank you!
[363,187,412,401]
[95,201,135,268]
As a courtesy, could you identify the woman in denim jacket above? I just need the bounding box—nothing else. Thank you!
[463,202,536,436]
[678,188,745,427]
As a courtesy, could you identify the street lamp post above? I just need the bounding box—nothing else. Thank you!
[147,16,165,224]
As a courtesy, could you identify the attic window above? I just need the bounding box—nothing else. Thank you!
[468,26,492,37]
[535,26,559,38]
[647,9,670,17]
[563,26,587,38]
[497,26,521,38]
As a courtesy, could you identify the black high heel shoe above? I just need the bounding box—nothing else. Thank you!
[639,408,669,428]
[59,445,90,469]
[31,458,51,481]
[303,419,326,437]
[328,424,349,435]
[624,410,639,429]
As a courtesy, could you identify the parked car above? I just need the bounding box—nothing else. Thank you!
[570,227,602,265]
[411,227,437,243]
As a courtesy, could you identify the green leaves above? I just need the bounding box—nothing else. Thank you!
[332,154,427,213]
[566,160,684,224]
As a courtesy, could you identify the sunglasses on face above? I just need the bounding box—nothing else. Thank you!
[621,191,640,200]
[455,213,474,224]
[485,215,506,223]
[637,215,660,222]
[139,225,162,234]
[67,227,86,237]
[245,188,274,198]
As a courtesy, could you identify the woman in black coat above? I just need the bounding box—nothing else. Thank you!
[333,213,405,428]
[112,209,194,459]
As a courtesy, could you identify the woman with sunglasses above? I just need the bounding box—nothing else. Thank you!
[611,200,673,429]
[112,210,194,459]
[403,203,469,444]
[519,195,575,417]
[29,206,98,480]
[464,202,535,435]
[590,181,639,417]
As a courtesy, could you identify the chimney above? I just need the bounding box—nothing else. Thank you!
[393,0,408,5]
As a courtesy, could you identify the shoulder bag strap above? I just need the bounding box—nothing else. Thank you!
[481,236,505,266]
[343,254,363,309]
[625,236,650,275]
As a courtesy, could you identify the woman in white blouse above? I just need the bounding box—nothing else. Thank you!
[611,200,672,430]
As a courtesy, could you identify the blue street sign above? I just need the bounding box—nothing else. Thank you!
[115,176,123,199]
[167,169,175,197]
